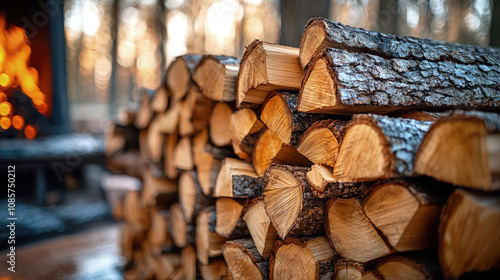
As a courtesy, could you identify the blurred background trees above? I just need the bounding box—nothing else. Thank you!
[63,0,497,130]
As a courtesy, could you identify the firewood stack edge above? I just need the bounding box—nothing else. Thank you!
[106,17,500,280]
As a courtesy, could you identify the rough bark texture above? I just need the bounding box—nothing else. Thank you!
[205,143,236,161]
[264,91,330,145]
[182,54,203,74]
[233,175,263,197]
[223,239,269,279]
[240,128,266,161]
[305,17,500,66]
[309,48,500,109]
[351,114,432,176]
[316,182,371,199]
[198,55,241,67]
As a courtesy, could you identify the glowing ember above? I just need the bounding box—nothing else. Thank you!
[0,116,11,129]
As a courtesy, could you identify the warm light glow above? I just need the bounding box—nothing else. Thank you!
[0,116,10,129]
[12,115,24,130]
[0,14,48,118]
[0,101,11,116]
[0,73,10,87]
[0,92,6,102]
[25,124,36,139]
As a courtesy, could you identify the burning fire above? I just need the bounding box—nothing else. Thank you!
[0,14,48,138]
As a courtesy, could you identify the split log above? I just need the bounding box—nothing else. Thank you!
[167,54,202,101]
[236,39,304,108]
[375,255,441,280]
[146,114,165,163]
[199,258,234,280]
[179,85,214,137]
[193,129,222,196]
[299,47,500,114]
[415,110,500,191]
[263,165,325,239]
[260,91,329,145]
[269,236,337,280]
[139,129,149,162]
[242,198,278,258]
[214,158,261,198]
[230,109,265,162]
[151,253,182,280]
[196,207,228,265]
[326,197,392,263]
[222,238,269,280]
[148,210,173,256]
[334,260,365,280]
[209,102,234,147]
[170,202,195,248]
[362,271,383,280]
[124,190,150,234]
[253,128,312,177]
[297,120,346,167]
[306,164,369,198]
[439,189,500,278]
[363,180,443,252]
[193,55,241,102]
[173,136,194,171]
[164,131,179,179]
[121,224,136,264]
[151,85,169,113]
[141,168,177,207]
[105,123,139,156]
[117,108,137,126]
[135,88,155,129]
[179,171,214,223]
[159,101,181,134]
[333,114,432,182]
[106,150,143,179]
[216,198,249,238]
[299,17,500,69]
[181,245,198,280]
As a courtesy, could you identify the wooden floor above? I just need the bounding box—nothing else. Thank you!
[0,223,124,280]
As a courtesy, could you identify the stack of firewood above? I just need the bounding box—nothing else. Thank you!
[109,17,500,280]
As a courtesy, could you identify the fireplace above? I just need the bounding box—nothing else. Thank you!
[0,0,69,138]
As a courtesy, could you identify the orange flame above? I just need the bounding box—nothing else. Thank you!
[0,14,48,118]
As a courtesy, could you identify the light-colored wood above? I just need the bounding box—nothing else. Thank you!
[306,164,335,193]
[243,199,278,258]
[215,158,260,197]
[196,208,228,265]
[148,210,173,256]
[170,202,191,248]
[363,182,442,252]
[334,260,365,280]
[415,118,497,191]
[179,171,202,223]
[151,253,181,280]
[193,55,240,102]
[166,55,201,101]
[199,259,234,280]
[222,239,268,280]
[135,90,153,129]
[141,167,177,207]
[210,102,234,147]
[375,256,434,280]
[326,197,392,263]
[179,85,214,137]
[124,190,149,234]
[270,237,336,280]
[299,23,329,68]
[252,128,312,177]
[297,58,336,114]
[230,109,265,161]
[105,123,126,156]
[146,114,165,163]
[216,198,246,238]
[181,245,197,280]
[297,120,345,167]
[151,86,169,113]
[173,136,194,171]
[193,129,222,196]
[439,189,500,278]
[260,93,294,144]
[236,40,304,107]
[164,131,179,179]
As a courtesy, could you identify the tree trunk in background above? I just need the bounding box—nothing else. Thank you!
[491,0,500,47]
[109,0,119,117]
[279,0,330,48]
[157,0,166,73]
[377,0,398,34]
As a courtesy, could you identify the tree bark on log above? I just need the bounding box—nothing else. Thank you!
[334,114,432,181]
[299,17,500,69]
[215,158,261,198]
[299,47,500,114]
[306,164,370,199]
[222,238,269,280]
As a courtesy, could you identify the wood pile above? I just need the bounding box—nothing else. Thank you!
[108,17,500,280]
